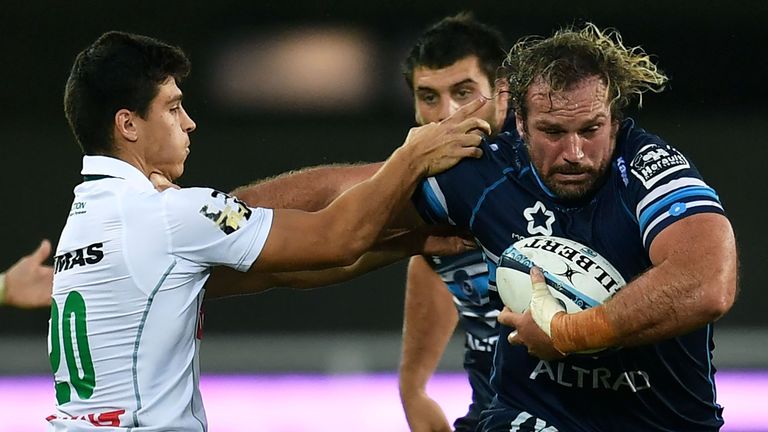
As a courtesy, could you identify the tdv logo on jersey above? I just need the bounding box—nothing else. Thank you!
[517,237,620,292]
[54,242,104,274]
[630,143,689,189]
[199,191,252,235]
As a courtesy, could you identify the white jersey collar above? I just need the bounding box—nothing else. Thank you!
[81,155,156,192]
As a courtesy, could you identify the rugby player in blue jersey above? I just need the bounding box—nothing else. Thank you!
[398,13,509,432]
[225,14,510,431]
[212,21,736,431]
[410,23,737,431]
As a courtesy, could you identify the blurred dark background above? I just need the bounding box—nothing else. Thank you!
[2,0,766,337]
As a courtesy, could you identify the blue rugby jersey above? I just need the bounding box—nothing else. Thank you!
[424,250,498,430]
[413,119,726,431]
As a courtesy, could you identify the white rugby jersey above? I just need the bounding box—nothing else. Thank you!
[47,156,273,431]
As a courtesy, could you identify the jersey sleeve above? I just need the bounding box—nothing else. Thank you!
[412,138,513,229]
[621,123,725,250]
[162,187,273,271]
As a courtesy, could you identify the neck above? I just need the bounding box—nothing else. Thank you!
[111,145,153,180]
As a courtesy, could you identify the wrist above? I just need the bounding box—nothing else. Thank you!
[392,144,427,178]
[550,306,619,354]
[399,386,428,402]
[0,272,6,305]
[398,372,428,399]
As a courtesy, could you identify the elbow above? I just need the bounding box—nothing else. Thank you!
[335,238,368,267]
[319,235,367,268]
[323,221,375,267]
[701,279,737,322]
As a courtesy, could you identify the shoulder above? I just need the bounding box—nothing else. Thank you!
[434,132,525,189]
[160,187,260,236]
[614,119,724,248]
[616,119,694,190]
[414,133,525,226]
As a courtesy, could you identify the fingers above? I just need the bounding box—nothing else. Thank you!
[530,266,548,298]
[529,266,566,337]
[531,266,545,283]
[450,133,485,158]
[507,329,520,345]
[502,306,522,345]
[31,239,52,263]
[149,171,178,191]
[455,118,492,137]
[441,97,488,123]
[498,306,518,327]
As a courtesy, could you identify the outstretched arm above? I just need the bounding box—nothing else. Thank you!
[1,240,54,308]
[232,162,383,212]
[399,255,457,432]
[207,226,475,297]
[206,99,490,291]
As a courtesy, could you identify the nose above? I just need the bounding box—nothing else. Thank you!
[181,108,196,133]
[562,133,585,163]
[436,99,461,122]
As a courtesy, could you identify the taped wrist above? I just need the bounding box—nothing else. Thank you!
[550,306,619,354]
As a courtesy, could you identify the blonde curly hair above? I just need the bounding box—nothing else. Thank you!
[503,23,668,122]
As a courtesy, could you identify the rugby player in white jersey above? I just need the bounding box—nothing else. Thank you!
[48,31,489,431]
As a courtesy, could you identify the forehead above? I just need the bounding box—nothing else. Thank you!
[412,55,491,90]
[526,75,610,120]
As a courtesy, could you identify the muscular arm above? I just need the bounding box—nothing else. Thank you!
[232,162,382,211]
[552,213,738,352]
[208,249,408,298]
[399,256,458,430]
[604,212,737,344]
[207,226,475,297]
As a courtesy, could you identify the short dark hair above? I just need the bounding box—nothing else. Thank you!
[402,12,506,90]
[64,31,191,155]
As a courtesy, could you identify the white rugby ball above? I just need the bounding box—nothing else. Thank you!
[496,236,625,314]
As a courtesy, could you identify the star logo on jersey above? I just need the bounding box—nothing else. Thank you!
[555,263,582,285]
[523,201,555,236]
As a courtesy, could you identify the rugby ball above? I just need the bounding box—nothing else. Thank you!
[496,236,625,314]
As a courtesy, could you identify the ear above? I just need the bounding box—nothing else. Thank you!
[493,78,510,130]
[115,109,138,143]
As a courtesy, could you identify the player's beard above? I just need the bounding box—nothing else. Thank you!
[538,161,610,201]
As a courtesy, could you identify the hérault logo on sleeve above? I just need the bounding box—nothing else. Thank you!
[630,143,690,189]
[199,191,252,235]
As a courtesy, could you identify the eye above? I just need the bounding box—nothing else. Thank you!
[579,124,601,137]
[419,93,438,105]
[543,128,564,136]
[455,87,475,100]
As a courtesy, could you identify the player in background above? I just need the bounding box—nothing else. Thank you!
[49,30,487,431]
[224,15,511,430]
[409,23,737,431]
[0,240,53,308]
[398,13,509,432]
